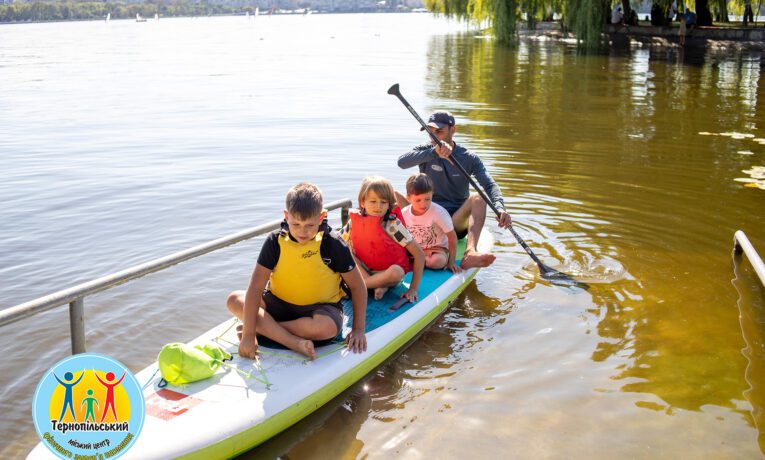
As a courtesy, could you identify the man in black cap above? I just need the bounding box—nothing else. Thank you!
[397,111,511,269]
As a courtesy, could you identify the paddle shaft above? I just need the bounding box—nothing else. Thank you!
[387,84,553,271]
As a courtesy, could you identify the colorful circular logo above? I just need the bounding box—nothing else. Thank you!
[32,353,145,459]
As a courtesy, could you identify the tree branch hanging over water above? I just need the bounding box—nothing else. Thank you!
[566,0,607,48]
[423,0,608,48]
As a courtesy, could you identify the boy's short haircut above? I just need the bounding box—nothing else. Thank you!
[286,183,323,220]
[358,176,396,208]
[406,173,434,196]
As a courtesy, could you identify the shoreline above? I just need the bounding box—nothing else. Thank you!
[0,10,423,26]
[519,21,765,50]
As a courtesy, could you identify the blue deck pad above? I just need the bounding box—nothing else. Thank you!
[341,239,468,334]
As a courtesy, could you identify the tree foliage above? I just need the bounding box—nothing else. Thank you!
[565,0,606,48]
[0,1,257,23]
[425,0,743,48]
[429,0,610,47]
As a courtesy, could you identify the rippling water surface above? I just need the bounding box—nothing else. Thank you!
[1,14,764,458]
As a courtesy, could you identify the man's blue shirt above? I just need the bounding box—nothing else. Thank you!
[398,142,505,214]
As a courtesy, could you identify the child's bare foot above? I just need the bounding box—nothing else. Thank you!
[374,286,389,300]
[460,250,496,269]
[236,324,243,341]
[292,339,316,360]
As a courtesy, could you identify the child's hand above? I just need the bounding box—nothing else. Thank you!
[345,329,367,353]
[401,287,419,302]
[448,262,463,274]
[238,335,259,359]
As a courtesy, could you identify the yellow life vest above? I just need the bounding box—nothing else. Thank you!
[269,229,345,305]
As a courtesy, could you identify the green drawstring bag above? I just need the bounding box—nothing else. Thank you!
[157,342,232,387]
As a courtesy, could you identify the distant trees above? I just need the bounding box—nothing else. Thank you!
[0,1,251,23]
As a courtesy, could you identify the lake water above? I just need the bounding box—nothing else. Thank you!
[1,13,764,459]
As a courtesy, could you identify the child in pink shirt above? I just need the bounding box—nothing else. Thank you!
[401,174,462,273]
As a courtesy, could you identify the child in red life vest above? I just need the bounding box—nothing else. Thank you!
[346,176,425,301]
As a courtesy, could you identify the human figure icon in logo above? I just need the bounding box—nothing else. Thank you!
[53,371,84,422]
[96,371,126,423]
[80,389,100,423]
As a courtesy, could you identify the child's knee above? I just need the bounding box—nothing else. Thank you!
[388,265,405,283]
[310,314,339,340]
[226,290,245,314]
[427,253,447,269]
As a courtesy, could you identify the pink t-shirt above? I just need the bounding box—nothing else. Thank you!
[401,202,454,250]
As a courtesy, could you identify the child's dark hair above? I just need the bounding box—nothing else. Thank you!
[285,183,323,219]
[406,173,434,196]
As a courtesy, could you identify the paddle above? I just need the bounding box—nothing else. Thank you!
[387,83,583,285]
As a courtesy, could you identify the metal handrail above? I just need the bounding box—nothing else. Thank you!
[0,199,353,354]
[733,230,765,288]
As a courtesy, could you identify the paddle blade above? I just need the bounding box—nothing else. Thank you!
[538,263,589,289]
[387,83,401,96]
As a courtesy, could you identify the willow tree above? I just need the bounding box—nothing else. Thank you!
[425,0,520,45]
[564,0,606,48]
[426,0,610,48]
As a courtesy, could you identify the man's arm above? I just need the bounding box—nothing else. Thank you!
[468,153,512,228]
[398,144,436,169]
[470,154,505,211]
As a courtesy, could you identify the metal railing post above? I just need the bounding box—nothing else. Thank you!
[341,204,349,227]
[69,298,86,354]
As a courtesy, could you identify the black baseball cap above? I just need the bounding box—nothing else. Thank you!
[421,111,455,131]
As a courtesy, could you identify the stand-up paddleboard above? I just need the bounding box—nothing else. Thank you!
[28,231,493,459]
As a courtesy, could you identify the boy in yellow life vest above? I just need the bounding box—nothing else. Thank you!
[227,183,368,360]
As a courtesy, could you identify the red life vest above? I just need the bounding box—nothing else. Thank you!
[349,208,412,273]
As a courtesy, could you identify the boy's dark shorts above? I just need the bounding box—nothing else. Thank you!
[260,290,343,347]
[443,204,468,240]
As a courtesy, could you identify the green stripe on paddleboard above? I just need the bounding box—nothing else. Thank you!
[176,269,479,460]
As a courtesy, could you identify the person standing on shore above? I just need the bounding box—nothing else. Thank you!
[611,5,624,25]
[668,0,678,22]
[396,111,511,269]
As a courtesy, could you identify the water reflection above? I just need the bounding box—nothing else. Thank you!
[241,283,506,458]
[239,381,372,459]
[732,253,765,449]
[424,33,764,455]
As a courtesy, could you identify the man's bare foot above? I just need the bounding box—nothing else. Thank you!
[292,339,316,360]
[460,250,496,269]
[374,286,389,300]
[236,324,243,341]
